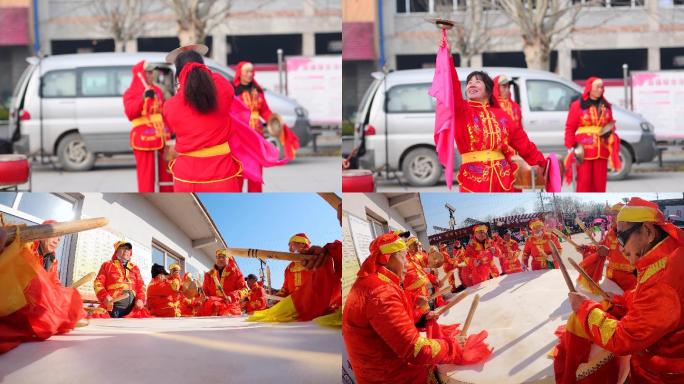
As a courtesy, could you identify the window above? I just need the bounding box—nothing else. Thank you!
[80,67,131,97]
[386,83,436,113]
[185,263,202,281]
[526,80,579,112]
[367,214,389,238]
[396,0,429,13]
[42,70,76,97]
[152,243,184,272]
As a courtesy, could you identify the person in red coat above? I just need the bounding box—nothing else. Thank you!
[244,274,267,314]
[449,70,547,192]
[249,234,341,322]
[342,231,492,384]
[569,197,684,383]
[0,226,85,354]
[31,219,61,285]
[564,77,621,192]
[146,264,181,317]
[93,241,147,318]
[498,231,523,274]
[123,61,173,192]
[162,45,243,192]
[493,75,523,131]
[233,61,300,192]
[522,219,561,271]
[202,249,249,316]
[463,225,501,286]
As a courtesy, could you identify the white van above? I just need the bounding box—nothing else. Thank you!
[353,67,657,186]
[9,52,311,171]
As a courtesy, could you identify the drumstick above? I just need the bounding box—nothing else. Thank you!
[3,217,109,247]
[461,294,480,335]
[568,258,611,301]
[434,291,469,317]
[551,229,580,248]
[137,71,152,90]
[266,265,272,295]
[575,218,600,246]
[226,248,312,262]
[106,293,130,311]
[213,276,228,299]
[549,242,576,293]
[70,272,96,289]
[439,269,456,287]
[430,286,452,301]
[317,193,341,210]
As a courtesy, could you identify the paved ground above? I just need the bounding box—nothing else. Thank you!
[0,316,341,384]
[18,154,341,192]
[372,145,684,192]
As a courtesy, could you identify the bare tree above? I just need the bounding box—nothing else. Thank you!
[450,0,492,67]
[495,0,592,71]
[165,0,272,46]
[89,0,156,52]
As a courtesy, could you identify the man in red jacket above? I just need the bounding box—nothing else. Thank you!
[93,241,147,318]
[123,61,172,192]
[202,249,249,316]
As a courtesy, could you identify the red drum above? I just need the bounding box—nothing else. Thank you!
[342,169,375,192]
[0,154,30,186]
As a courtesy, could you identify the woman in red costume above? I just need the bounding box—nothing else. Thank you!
[162,45,243,192]
[564,77,621,192]
[233,61,300,192]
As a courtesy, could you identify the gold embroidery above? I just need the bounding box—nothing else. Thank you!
[638,257,667,284]
[414,336,442,358]
[377,273,392,284]
[587,308,618,345]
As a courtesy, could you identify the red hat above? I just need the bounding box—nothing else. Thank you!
[492,75,513,101]
[357,232,407,277]
[472,224,488,234]
[582,77,610,105]
[233,61,263,91]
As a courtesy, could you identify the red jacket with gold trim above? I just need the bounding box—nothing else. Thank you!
[93,254,146,305]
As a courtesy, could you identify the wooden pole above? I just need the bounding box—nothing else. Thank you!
[227,247,312,262]
[568,258,611,301]
[430,286,452,301]
[438,269,456,287]
[549,241,576,293]
[318,193,341,210]
[4,217,109,247]
[70,272,96,289]
[551,228,580,248]
[575,218,600,246]
[461,294,480,335]
[434,291,469,317]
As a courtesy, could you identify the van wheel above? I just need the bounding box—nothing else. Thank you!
[57,132,96,171]
[608,144,632,181]
[402,147,442,186]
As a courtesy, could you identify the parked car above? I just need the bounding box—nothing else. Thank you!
[9,52,311,171]
[353,67,657,187]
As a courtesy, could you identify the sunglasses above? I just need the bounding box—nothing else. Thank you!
[616,223,642,247]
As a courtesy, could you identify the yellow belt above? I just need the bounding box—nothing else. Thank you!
[179,142,231,158]
[608,262,634,272]
[461,150,505,164]
[131,114,163,127]
[576,126,601,135]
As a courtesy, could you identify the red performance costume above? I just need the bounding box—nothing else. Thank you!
[498,236,523,274]
[564,77,621,192]
[443,242,462,290]
[428,29,546,192]
[0,231,84,354]
[523,219,561,271]
[233,61,300,192]
[249,234,341,323]
[146,264,181,317]
[163,62,243,192]
[463,225,501,286]
[92,241,148,318]
[202,250,249,316]
[123,61,173,192]
[404,238,434,320]
[574,198,684,383]
[492,75,523,131]
[343,232,491,384]
[245,281,267,314]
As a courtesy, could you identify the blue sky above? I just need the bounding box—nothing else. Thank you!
[421,192,684,235]
[199,193,340,289]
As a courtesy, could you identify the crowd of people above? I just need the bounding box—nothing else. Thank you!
[342,197,684,384]
[0,225,341,354]
[124,44,300,193]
